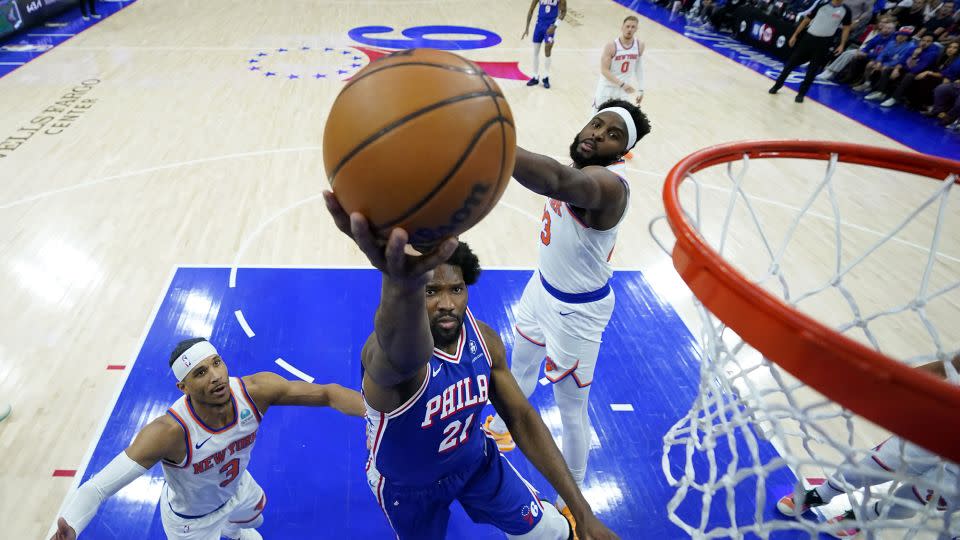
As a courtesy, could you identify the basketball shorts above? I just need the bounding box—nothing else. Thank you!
[513,271,614,387]
[369,437,546,538]
[593,83,630,112]
[160,471,266,540]
[533,20,557,44]
[870,437,959,510]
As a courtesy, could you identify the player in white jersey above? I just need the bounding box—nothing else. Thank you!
[483,99,651,529]
[593,16,645,112]
[50,338,365,540]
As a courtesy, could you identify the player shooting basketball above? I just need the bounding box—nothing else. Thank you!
[50,339,365,540]
[484,99,651,530]
[322,191,618,540]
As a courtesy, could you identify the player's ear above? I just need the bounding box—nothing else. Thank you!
[176,381,187,394]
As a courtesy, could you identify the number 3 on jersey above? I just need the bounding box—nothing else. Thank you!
[540,209,552,245]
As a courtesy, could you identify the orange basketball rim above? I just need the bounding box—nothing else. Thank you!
[662,140,960,462]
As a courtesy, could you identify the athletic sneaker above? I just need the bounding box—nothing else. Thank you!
[226,528,263,540]
[92,13,101,19]
[543,77,551,89]
[482,415,516,451]
[526,77,539,87]
[880,97,897,107]
[776,488,825,517]
[865,91,885,101]
[826,510,859,538]
[852,82,872,92]
[560,505,578,540]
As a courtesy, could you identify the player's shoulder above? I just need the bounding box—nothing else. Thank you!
[473,319,506,358]
[143,413,187,447]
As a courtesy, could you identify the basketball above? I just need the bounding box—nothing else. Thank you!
[323,48,516,246]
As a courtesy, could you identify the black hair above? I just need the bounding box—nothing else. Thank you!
[169,337,207,367]
[596,98,652,151]
[444,241,481,286]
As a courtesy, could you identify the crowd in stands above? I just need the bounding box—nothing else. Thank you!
[659,0,960,131]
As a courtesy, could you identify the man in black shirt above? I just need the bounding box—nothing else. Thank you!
[769,0,853,102]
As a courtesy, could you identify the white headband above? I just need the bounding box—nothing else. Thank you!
[597,106,637,150]
[172,341,218,382]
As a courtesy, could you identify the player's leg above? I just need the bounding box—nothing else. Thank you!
[542,28,556,88]
[777,436,938,517]
[529,25,546,86]
[459,438,572,539]
[485,274,547,450]
[220,472,266,540]
[368,466,453,539]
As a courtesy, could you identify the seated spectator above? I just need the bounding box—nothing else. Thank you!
[923,55,960,124]
[854,26,918,90]
[868,33,939,102]
[893,0,929,28]
[848,0,878,37]
[916,2,957,38]
[885,38,959,105]
[821,19,897,81]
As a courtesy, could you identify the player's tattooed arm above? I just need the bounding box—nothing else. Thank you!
[513,146,628,211]
[481,322,619,539]
[243,372,366,417]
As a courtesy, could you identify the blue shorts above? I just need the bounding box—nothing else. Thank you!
[375,437,545,539]
[533,20,557,44]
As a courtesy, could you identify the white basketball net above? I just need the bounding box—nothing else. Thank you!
[650,151,960,539]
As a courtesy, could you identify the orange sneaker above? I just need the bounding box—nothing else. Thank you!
[559,505,578,540]
[482,415,516,452]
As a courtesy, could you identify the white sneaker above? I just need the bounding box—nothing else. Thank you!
[865,91,885,101]
[816,70,834,80]
[238,529,262,540]
[880,98,897,107]
[853,83,871,92]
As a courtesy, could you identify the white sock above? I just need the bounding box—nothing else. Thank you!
[543,56,551,78]
[489,330,544,434]
[532,42,542,78]
[817,446,903,503]
[553,376,591,509]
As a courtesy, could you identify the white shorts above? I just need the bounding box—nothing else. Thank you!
[160,471,266,540]
[593,83,631,112]
[513,271,614,387]
[870,437,959,511]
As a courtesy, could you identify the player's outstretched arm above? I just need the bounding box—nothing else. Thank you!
[242,371,366,417]
[52,417,183,539]
[481,323,619,540]
[514,146,628,211]
[323,191,457,387]
[916,354,960,380]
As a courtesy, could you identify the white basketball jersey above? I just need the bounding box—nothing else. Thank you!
[161,377,261,516]
[537,161,629,293]
[602,38,640,88]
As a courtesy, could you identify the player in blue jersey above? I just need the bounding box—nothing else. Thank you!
[523,0,567,89]
[323,191,618,540]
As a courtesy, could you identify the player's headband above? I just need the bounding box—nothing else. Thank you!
[172,341,218,382]
[597,106,637,150]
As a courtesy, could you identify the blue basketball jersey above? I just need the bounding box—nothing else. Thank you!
[537,0,560,24]
[365,308,494,486]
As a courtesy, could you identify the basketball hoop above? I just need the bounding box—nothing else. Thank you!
[654,140,960,538]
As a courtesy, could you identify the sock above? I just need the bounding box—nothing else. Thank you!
[544,56,552,78]
[814,479,847,503]
[489,330,545,434]
[532,42,542,78]
[553,376,592,509]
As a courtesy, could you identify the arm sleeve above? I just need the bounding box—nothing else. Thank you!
[60,452,148,535]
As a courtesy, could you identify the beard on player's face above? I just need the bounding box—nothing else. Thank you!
[430,312,463,349]
[569,131,622,168]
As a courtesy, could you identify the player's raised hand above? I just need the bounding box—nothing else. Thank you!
[323,190,457,282]
[50,518,77,540]
[577,513,620,540]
